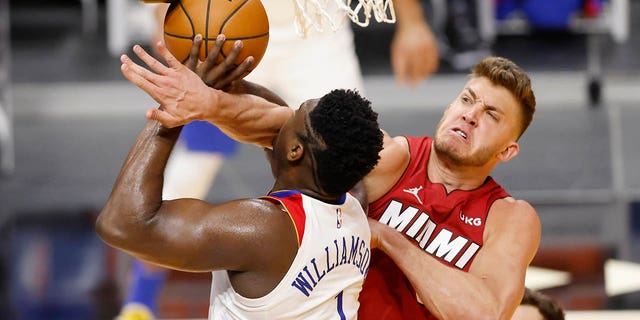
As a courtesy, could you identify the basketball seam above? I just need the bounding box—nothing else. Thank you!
[196,33,269,41]
[164,1,196,64]
[205,0,212,58]
[219,0,250,35]
[220,33,269,41]
[178,1,196,38]
[164,32,194,40]
[219,0,257,60]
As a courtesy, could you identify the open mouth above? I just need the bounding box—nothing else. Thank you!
[453,129,468,140]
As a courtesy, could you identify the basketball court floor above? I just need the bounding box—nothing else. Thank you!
[2,1,640,319]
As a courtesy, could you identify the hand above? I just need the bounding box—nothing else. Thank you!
[368,218,385,250]
[120,35,217,128]
[192,34,254,89]
[391,22,439,87]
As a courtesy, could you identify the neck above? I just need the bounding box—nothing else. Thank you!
[272,177,340,204]
[428,146,494,193]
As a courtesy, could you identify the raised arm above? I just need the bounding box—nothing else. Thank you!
[95,118,296,272]
[391,0,439,86]
[120,37,291,148]
[369,199,540,319]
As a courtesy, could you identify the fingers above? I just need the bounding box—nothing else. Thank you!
[146,108,181,128]
[120,53,165,84]
[185,34,203,71]
[222,40,244,68]
[120,55,164,101]
[133,44,170,75]
[390,51,412,86]
[155,40,182,70]
[209,56,253,89]
[203,40,250,88]
[199,34,226,77]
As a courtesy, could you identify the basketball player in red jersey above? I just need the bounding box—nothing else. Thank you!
[358,56,539,320]
[122,39,540,319]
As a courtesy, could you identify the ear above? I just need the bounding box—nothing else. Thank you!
[497,141,519,163]
[287,142,304,161]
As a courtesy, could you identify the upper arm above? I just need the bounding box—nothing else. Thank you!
[469,198,541,318]
[117,198,294,273]
[363,131,410,202]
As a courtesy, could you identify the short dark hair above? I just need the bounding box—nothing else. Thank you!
[520,288,565,320]
[307,89,383,196]
[471,56,536,139]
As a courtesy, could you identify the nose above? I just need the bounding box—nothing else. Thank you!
[462,109,478,126]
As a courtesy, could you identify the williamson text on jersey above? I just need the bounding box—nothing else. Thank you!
[291,235,370,297]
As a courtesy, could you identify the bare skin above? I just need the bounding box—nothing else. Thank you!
[364,77,540,319]
[119,46,540,319]
[97,39,338,298]
[96,97,345,300]
[392,0,439,86]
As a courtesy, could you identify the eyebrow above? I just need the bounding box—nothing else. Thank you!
[465,87,500,112]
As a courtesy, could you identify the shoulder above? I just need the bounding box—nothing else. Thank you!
[228,198,299,266]
[364,131,411,201]
[222,198,293,237]
[485,197,540,246]
[491,197,538,221]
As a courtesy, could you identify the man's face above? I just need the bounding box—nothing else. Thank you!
[433,76,521,167]
[266,98,319,177]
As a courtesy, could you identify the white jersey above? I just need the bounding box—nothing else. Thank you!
[209,190,371,320]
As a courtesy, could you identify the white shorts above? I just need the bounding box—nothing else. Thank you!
[245,22,365,109]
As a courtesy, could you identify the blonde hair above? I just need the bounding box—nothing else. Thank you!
[471,57,536,139]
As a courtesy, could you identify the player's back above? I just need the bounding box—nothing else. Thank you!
[209,190,371,319]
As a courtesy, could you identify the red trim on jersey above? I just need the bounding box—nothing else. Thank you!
[261,190,306,246]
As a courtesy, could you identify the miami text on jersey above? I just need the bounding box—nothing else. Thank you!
[379,200,480,269]
[291,235,370,297]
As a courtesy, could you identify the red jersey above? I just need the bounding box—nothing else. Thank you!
[358,136,510,320]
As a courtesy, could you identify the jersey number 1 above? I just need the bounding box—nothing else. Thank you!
[335,291,346,320]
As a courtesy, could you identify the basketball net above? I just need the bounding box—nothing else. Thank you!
[293,0,396,37]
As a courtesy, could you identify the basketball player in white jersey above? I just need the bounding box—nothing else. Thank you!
[118,1,437,318]
[97,42,384,318]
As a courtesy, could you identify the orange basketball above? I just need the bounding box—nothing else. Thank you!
[163,0,269,76]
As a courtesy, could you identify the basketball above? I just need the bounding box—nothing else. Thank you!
[163,0,269,76]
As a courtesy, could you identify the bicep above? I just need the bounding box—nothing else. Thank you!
[363,132,409,202]
[468,200,541,317]
[132,198,278,272]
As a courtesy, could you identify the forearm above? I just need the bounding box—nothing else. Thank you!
[377,227,502,320]
[204,90,292,148]
[96,118,181,250]
[393,0,428,28]
[228,80,288,106]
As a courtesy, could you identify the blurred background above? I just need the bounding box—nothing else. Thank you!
[1,0,639,319]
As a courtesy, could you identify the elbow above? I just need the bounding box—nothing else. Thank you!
[95,205,124,248]
[95,203,143,251]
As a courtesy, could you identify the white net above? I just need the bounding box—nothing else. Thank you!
[293,0,396,37]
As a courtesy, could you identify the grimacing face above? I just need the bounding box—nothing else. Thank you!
[433,77,522,167]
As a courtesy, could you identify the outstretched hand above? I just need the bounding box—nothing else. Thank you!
[192,35,254,88]
[120,34,254,127]
[391,22,439,87]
